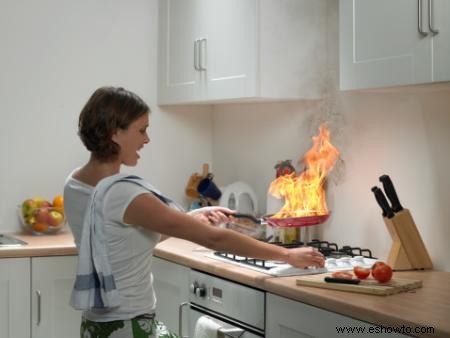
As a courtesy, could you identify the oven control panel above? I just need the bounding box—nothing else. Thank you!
[189,270,265,331]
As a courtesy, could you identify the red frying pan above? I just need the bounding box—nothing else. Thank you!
[232,213,330,228]
[265,213,330,228]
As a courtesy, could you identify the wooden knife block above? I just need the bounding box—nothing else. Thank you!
[383,209,433,271]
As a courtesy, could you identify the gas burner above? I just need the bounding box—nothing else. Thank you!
[214,252,272,270]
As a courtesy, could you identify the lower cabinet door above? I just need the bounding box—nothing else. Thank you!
[0,258,30,338]
[152,256,190,335]
[31,256,80,338]
[266,293,411,338]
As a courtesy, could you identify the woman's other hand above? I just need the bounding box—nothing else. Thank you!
[285,247,325,269]
[187,207,234,226]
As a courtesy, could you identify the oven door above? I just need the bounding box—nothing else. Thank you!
[181,303,264,338]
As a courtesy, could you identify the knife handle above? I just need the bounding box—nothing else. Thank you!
[371,186,395,219]
[379,175,403,212]
[324,277,361,284]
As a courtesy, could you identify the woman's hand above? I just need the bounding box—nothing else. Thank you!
[187,206,234,226]
[285,247,325,269]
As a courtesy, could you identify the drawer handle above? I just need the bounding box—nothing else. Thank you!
[178,302,190,338]
[36,290,41,326]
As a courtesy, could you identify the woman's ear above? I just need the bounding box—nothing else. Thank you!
[111,129,122,144]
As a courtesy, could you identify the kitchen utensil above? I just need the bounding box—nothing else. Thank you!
[197,174,222,200]
[231,213,329,228]
[185,173,204,198]
[371,187,394,218]
[233,213,264,224]
[324,277,361,285]
[379,174,404,212]
[185,163,209,198]
[297,274,422,295]
[224,213,266,239]
[266,213,330,228]
[372,175,433,270]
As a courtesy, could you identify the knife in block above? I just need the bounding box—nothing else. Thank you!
[384,209,433,270]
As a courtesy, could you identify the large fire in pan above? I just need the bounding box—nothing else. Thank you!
[268,124,340,218]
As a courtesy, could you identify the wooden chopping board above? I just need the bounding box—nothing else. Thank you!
[296,274,422,296]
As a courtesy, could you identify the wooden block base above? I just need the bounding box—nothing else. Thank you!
[383,209,433,270]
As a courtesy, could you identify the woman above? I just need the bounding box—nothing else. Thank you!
[64,86,324,338]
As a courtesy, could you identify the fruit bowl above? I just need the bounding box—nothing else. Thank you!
[18,206,66,235]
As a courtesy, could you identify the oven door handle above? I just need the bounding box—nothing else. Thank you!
[218,327,245,338]
[179,302,190,338]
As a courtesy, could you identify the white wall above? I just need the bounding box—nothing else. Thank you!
[0,0,213,232]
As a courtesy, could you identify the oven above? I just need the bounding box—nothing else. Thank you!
[178,270,265,338]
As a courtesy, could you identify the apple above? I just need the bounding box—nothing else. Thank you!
[34,208,50,224]
[40,201,52,208]
[47,210,64,227]
[22,199,38,218]
[33,197,51,208]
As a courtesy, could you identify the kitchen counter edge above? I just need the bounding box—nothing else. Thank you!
[0,230,77,258]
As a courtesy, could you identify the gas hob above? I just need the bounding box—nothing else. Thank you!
[208,240,378,277]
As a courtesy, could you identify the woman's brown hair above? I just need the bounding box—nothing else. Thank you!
[78,86,150,160]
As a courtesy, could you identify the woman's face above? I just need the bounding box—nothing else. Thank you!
[112,113,150,166]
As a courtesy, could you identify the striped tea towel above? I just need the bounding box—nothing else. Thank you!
[70,174,182,311]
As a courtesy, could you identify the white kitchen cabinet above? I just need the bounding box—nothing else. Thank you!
[340,0,450,90]
[266,293,411,337]
[0,258,30,338]
[31,256,79,338]
[158,0,328,105]
[152,256,190,335]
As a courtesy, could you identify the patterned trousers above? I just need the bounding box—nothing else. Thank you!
[81,314,179,338]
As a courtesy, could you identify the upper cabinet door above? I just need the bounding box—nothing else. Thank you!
[158,0,203,104]
[157,0,328,105]
[433,0,450,82]
[340,0,433,90]
[203,0,258,101]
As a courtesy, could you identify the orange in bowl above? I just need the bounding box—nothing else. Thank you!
[52,195,64,213]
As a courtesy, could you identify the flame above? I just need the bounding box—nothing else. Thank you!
[268,124,340,218]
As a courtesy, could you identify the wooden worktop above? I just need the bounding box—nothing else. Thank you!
[1,233,448,337]
[0,229,77,257]
[154,238,450,338]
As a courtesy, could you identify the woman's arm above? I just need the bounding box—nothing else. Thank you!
[124,193,324,268]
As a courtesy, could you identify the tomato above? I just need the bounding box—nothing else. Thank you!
[371,262,393,283]
[331,271,354,280]
[353,266,370,279]
[371,261,385,270]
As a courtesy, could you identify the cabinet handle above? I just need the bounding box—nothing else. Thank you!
[428,0,439,35]
[199,38,207,71]
[178,302,189,338]
[194,40,200,71]
[418,0,428,36]
[35,290,41,326]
